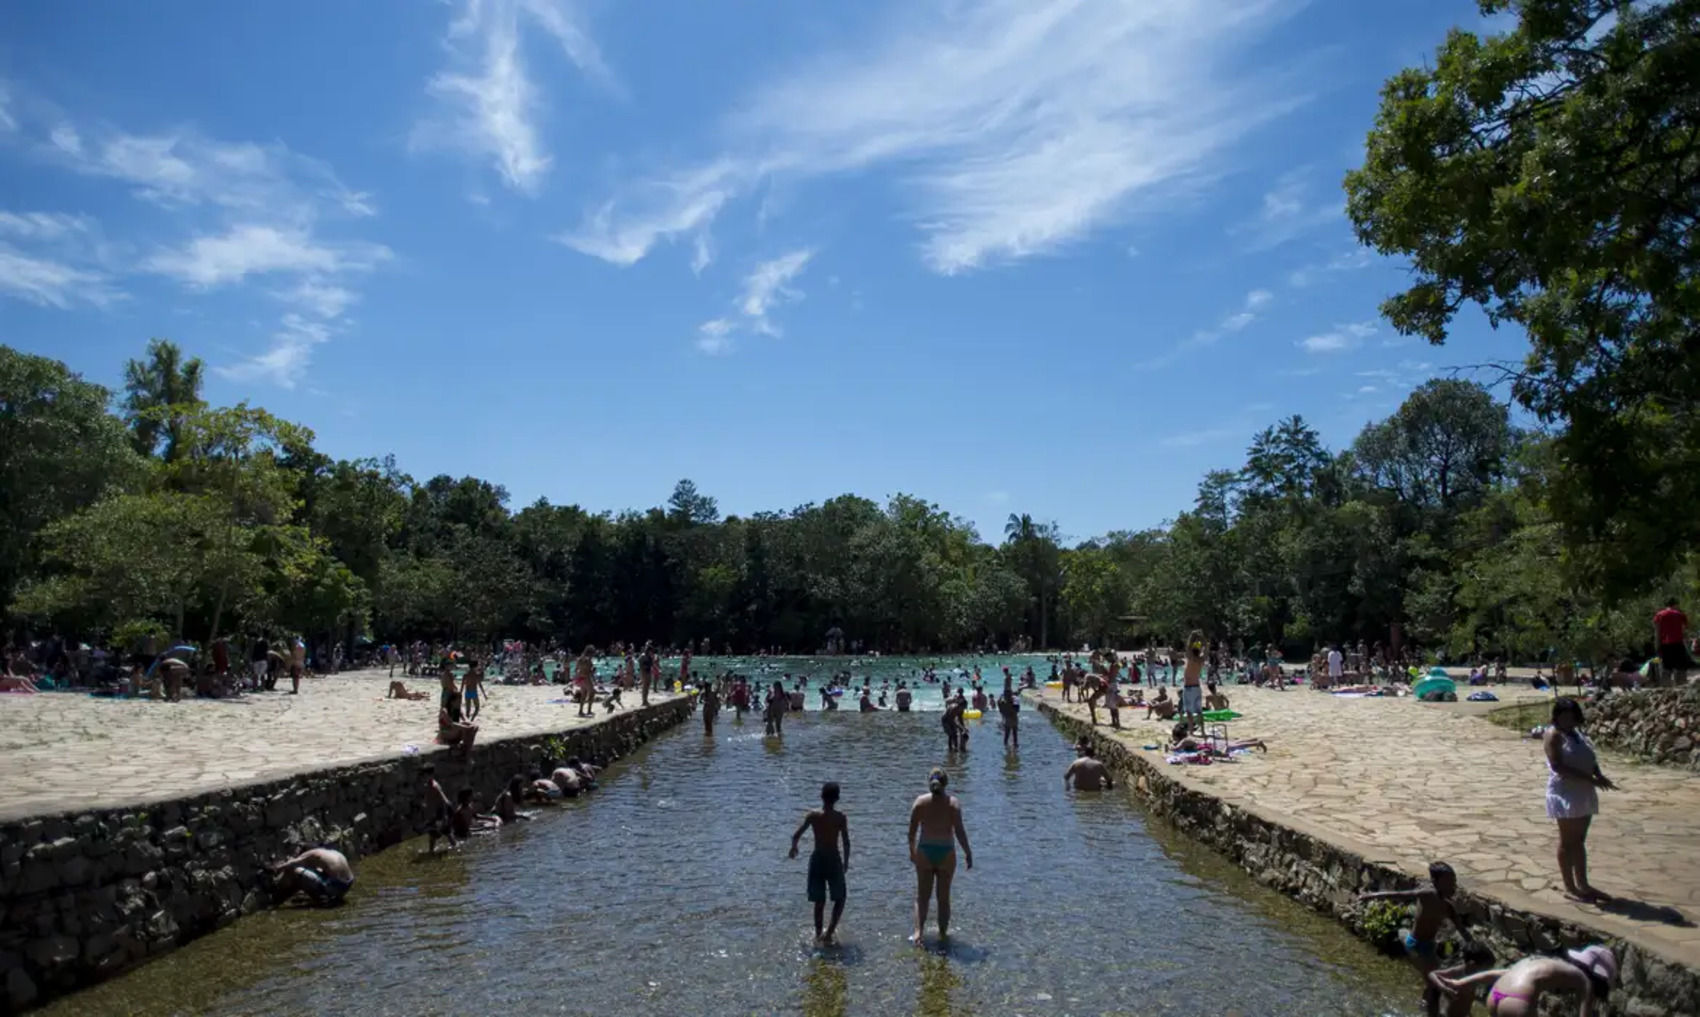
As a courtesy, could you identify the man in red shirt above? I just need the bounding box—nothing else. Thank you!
[1654,599,1694,684]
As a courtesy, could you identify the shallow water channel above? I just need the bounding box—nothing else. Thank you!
[45,701,1421,1016]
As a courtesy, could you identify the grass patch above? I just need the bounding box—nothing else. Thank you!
[1485,701,1550,734]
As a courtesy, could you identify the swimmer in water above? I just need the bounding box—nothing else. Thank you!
[1064,738,1114,791]
[907,768,972,943]
[789,781,851,946]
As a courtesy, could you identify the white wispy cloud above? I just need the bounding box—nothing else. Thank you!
[214,314,331,390]
[0,242,120,309]
[7,97,387,387]
[144,223,390,287]
[690,234,714,275]
[696,317,736,355]
[49,128,374,219]
[1298,320,1377,354]
[1287,247,1372,287]
[1140,286,1274,368]
[739,248,812,333]
[693,248,815,353]
[1355,359,1436,390]
[1161,427,1241,448]
[0,210,122,308]
[417,0,613,197]
[0,211,94,241]
[555,160,737,264]
[1234,168,1343,250]
[564,0,1302,273]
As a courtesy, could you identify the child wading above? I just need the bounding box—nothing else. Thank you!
[1358,860,1472,1017]
[790,782,851,946]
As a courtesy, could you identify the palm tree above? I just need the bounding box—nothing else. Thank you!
[123,338,205,461]
[1003,512,1057,649]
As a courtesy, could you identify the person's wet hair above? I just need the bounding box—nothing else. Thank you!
[821,781,840,806]
[421,764,436,778]
[928,768,948,793]
[1552,697,1585,724]
[457,787,474,804]
[1428,861,1455,882]
[1460,943,1494,968]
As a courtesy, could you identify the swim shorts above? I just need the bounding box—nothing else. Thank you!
[1402,932,1436,958]
[807,851,846,903]
[299,869,353,904]
[1181,685,1203,713]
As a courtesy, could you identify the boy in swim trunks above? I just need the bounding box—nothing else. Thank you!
[1358,861,1471,1016]
[789,781,851,946]
[421,765,458,853]
[268,847,355,905]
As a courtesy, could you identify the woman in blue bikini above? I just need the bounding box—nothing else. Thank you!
[907,768,972,943]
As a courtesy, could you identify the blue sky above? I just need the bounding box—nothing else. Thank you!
[0,0,1529,543]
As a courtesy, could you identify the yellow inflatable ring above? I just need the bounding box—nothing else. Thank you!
[963,709,983,719]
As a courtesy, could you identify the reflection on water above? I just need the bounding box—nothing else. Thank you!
[44,680,1420,1017]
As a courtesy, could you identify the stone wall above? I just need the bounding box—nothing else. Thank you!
[1583,686,1700,771]
[1034,698,1700,1017]
[0,697,692,1012]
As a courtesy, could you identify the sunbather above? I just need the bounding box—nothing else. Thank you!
[387,680,429,701]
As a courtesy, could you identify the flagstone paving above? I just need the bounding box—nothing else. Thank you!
[0,669,676,822]
[1037,684,1700,968]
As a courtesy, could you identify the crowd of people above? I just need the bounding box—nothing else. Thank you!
[0,631,352,700]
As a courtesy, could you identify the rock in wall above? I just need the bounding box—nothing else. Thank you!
[1033,697,1700,1017]
[0,697,691,1012]
[1583,686,1700,771]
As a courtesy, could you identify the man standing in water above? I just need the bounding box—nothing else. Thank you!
[790,781,851,946]
[997,679,1020,750]
[908,768,972,943]
[1064,738,1114,791]
[699,679,720,735]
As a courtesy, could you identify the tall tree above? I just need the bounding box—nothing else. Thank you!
[0,348,140,611]
[1345,0,1700,595]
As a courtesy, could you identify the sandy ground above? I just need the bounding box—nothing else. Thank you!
[0,668,676,821]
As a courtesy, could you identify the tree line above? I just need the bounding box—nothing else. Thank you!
[0,339,1679,663]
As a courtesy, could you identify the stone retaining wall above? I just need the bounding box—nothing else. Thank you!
[0,697,692,1012]
[1584,686,1700,772]
[1034,698,1699,1017]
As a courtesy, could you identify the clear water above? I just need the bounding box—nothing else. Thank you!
[44,689,1421,1017]
[508,654,1093,712]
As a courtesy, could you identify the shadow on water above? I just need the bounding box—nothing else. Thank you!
[41,658,1424,1017]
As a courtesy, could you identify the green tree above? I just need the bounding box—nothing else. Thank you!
[1345,0,1700,595]
[0,347,140,611]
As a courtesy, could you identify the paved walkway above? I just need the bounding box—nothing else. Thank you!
[0,669,676,821]
[1038,684,1700,968]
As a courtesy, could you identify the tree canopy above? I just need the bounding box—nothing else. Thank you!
[1345,0,1700,595]
[3,341,1682,666]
